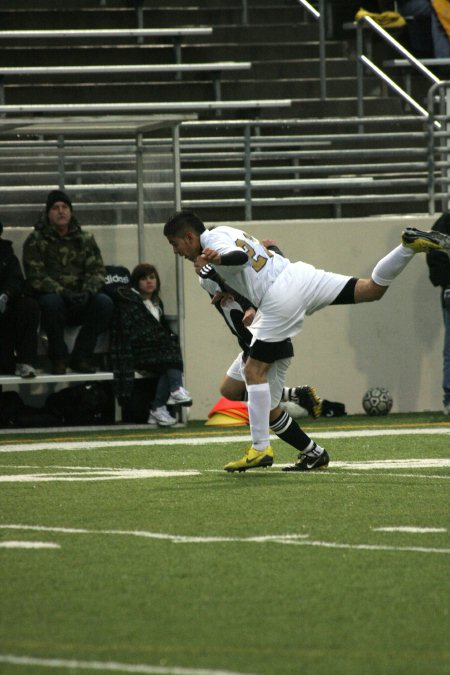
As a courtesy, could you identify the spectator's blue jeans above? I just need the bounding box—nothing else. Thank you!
[152,368,183,409]
[443,305,450,407]
[37,292,114,359]
[399,0,450,58]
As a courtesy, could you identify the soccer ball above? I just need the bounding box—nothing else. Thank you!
[362,387,393,416]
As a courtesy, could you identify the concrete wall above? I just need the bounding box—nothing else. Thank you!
[4,212,445,417]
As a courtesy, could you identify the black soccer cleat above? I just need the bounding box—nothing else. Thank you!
[292,385,322,419]
[401,227,450,253]
[282,448,330,472]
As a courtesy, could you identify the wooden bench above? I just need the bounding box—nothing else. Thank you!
[0,62,252,103]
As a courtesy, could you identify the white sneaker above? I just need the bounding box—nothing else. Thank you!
[167,386,192,406]
[15,363,36,378]
[147,406,177,427]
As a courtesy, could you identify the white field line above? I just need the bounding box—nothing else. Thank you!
[373,526,447,533]
[0,468,200,482]
[275,459,450,470]
[1,524,449,555]
[344,472,450,479]
[0,524,309,544]
[0,654,255,675]
[0,541,60,549]
[0,426,448,453]
[0,458,449,483]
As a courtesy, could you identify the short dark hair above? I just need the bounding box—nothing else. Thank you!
[130,263,161,297]
[163,210,206,238]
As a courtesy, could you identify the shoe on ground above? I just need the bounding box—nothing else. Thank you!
[148,405,177,427]
[15,363,36,378]
[224,446,273,472]
[444,404,450,416]
[293,385,322,418]
[401,227,450,253]
[69,356,96,374]
[282,448,330,472]
[51,358,67,375]
[167,386,192,406]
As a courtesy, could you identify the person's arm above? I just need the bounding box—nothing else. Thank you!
[195,248,248,275]
[22,235,64,294]
[81,234,107,294]
[426,250,450,287]
[1,252,24,300]
[261,239,284,257]
[199,265,255,312]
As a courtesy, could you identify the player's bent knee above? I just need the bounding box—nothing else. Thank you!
[220,376,245,401]
[244,359,269,384]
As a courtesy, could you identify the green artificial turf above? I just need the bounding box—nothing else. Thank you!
[0,415,449,675]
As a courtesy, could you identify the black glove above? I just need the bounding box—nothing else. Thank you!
[62,290,91,309]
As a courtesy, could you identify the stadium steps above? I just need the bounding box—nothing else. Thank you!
[0,0,433,220]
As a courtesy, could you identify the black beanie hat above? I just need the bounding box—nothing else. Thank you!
[46,189,72,213]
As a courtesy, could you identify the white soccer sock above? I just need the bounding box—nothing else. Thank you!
[247,382,271,451]
[303,440,324,458]
[371,244,415,286]
[281,386,289,402]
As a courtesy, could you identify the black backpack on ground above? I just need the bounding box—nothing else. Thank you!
[0,390,61,428]
[45,382,115,425]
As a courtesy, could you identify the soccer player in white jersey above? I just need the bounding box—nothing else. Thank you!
[164,210,450,473]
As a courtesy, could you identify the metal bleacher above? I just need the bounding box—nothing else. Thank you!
[0,0,448,223]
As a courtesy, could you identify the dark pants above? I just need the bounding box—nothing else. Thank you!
[37,292,114,360]
[0,296,40,373]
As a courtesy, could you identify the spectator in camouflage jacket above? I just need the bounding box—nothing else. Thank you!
[23,190,114,375]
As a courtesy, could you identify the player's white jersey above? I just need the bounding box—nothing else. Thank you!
[200,226,289,307]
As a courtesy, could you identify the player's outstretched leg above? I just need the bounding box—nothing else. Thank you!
[224,446,273,472]
[402,227,450,252]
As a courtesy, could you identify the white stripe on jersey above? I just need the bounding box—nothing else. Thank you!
[200,226,289,307]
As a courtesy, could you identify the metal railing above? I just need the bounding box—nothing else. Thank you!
[427,81,450,214]
[355,15,442,119]
[296,0,327,100]
[2,113,446,221]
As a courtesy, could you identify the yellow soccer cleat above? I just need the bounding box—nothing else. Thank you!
[224,446,274,472]
[401,227,450,253]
